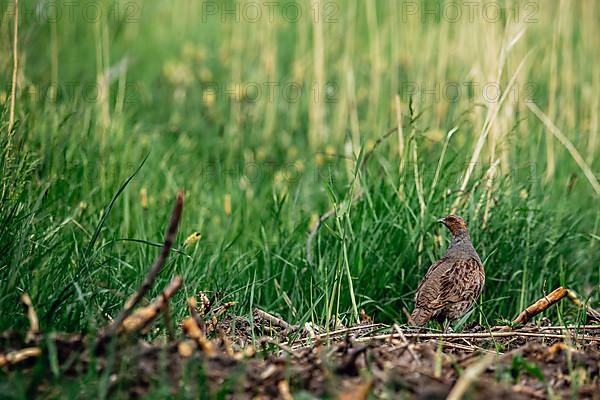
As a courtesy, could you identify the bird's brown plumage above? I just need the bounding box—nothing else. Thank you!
[409,215,485,326]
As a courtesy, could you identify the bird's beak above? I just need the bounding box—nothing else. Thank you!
[437,218,445,224]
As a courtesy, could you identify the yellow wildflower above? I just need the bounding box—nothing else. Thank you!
[184,232,202,247]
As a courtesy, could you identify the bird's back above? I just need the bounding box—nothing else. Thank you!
[410,237,484,326]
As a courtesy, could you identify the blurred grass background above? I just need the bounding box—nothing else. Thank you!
[0,0,598,333]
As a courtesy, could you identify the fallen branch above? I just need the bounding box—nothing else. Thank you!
[0,347,41,368]
[205,301,238,334]
[254,308,299,335]
[512,287,568,325]
[187,297,206,332]
[538,324,600,331]
[438,340,497,355]
[181,316,216,357]
[182,296,218,356]
[109,191,184,336]
[211,301,238,320]
[120,276,183,335]
[355,331,600,342]
[292,323,386,346]
[510,287,600,327]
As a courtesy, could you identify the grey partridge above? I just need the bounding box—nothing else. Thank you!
[409,215,485,327]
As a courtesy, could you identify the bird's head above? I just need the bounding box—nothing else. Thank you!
[438,215,469,235]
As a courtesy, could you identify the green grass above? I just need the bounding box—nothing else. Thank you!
[1,0,599,337]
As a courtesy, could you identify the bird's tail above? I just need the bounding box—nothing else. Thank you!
[408,307,434,326]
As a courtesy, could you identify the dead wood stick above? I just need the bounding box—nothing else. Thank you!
[181,316,216,356]
[0,347,42,368]
[491,324,600,331]
[120,276,182,335]
[304,323,385,340]
[512,287,569,325]
[182,296,217,356]
[110,191,184,335]
[204,301,237,335]
[292,323,386,347]
[20,294,39,342]
[438,340,497,354]
[211,301,238,319]
[511,287,600,326]
[187,297,206,332]
[538,324,600,331]
[440,339,500,355]
[355,331,600,342]
[254,308,298,334]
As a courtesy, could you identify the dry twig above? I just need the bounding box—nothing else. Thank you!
[211,301,238,319]
[0,347,41,368]
[509,286,600,327]
[512,287,569,325]
[187,297,206,332]
[109,191,184,336]
[20,294,39,342]
[181,317,217,356]
[254,308,299,335]
[299,324,384,342]
[356,331,600,342]
[538,324,600,331]
[182,297,217,357]
[120,276,183,335]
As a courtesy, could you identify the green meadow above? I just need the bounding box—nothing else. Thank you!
[1,0,598,337]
